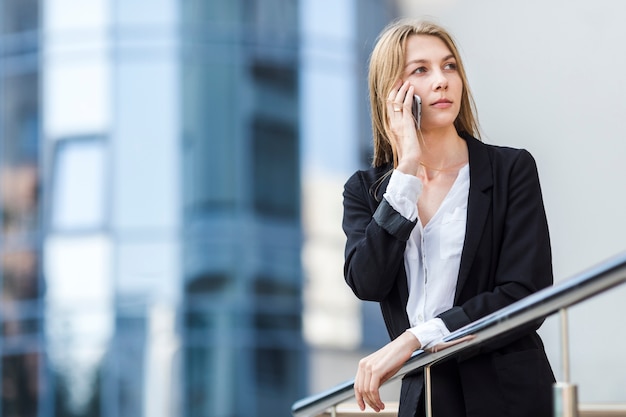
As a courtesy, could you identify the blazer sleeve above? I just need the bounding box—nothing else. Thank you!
[438,149,553,333]
[342,171,416,301]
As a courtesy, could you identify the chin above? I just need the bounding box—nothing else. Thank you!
[423,118,457,131]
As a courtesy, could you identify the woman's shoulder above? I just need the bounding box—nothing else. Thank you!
[465,133,536,167]
[345,163,392,186]
[344,163,393,201]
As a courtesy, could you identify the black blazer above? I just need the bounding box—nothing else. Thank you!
[342,134,555,417]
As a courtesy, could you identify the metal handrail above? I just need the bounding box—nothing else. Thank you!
[292,251,626,417]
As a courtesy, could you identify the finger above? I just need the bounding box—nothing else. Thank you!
[361,364,385,412]
[387,97,403,114]
[387,81,408,113]
[357,359,378,412]
[388,100,403,114]
[355,361,370,411]
[368,376,385,412]
[403,84,415,110]
[386,98,401,115]
[394,81,410,110]
[387,80,402,100]
[355,387,365,411]
[363,371,381,412]
[354,368,365,411]
[386,80,402,109]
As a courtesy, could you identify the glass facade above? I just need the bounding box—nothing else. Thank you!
[180,1,303,415]
[299,0,396,357]
[1,1,304,417]
[0,1,41,416]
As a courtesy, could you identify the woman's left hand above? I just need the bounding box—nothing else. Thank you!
[354,331,421,412]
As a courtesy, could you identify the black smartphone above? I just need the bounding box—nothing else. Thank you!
[412,95,422,130]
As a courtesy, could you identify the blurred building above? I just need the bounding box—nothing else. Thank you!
[1,1,304,417]
[0,2,41,417]
[299,0,399,395]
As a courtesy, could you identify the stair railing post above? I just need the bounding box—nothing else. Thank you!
[424,364,433,417]
[553,308,579,417]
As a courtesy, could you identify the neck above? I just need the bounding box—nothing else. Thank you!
[419,126,468,170]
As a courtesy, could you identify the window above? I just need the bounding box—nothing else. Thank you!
[49,136,106,232]
[181,61,238,215]
[183,273,233,417]
[252,119,298,218]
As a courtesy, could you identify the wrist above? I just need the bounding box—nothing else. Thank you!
[402,329,422,351]
[396,159,420,176]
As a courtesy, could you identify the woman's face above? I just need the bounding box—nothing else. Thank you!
[402,34,463,131]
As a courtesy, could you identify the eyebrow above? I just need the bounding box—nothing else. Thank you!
[405,54,456,68]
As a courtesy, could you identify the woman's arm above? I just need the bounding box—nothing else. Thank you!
[342,170,416,301]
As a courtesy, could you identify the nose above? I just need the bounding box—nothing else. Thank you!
[433,70,448,91]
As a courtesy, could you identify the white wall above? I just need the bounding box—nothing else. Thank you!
[400,0,626,402]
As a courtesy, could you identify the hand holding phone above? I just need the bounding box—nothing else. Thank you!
[412,95,422,130]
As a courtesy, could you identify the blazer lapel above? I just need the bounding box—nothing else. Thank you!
[455,136,493,302]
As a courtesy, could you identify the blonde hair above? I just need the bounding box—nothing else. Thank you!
[368,19,481,167]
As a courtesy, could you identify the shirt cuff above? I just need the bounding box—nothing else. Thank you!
[383,170,422,222]
[406,318,450,349]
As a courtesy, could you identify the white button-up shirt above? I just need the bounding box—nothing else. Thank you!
[383,165,469,348]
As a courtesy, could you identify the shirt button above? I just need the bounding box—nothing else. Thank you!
[418,314,424,322]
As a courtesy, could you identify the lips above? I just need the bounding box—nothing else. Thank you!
[431,98,453,108]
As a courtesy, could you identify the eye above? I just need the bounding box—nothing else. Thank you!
[413,66,427,74]
[443,62,458,71]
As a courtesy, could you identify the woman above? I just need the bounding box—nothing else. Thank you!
[342,19,555,417]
